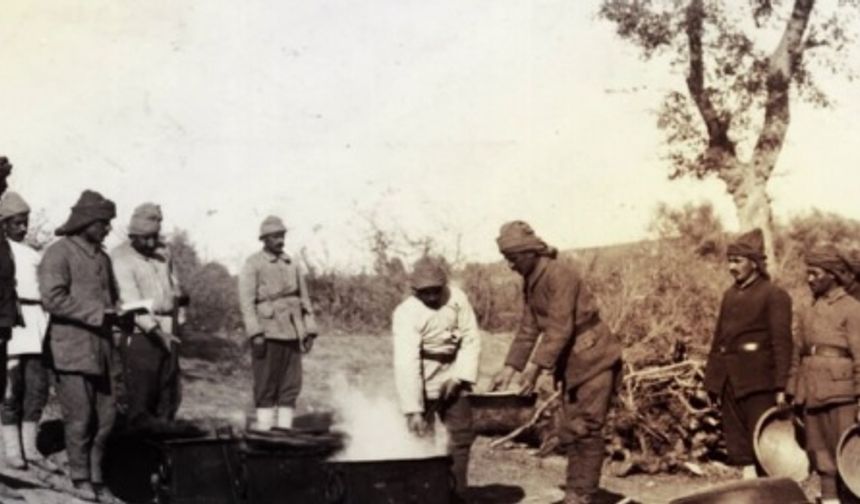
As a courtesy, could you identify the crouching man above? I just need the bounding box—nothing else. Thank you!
[392,257,480,499]
[787,247,860,504]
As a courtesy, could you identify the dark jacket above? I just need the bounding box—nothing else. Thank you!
[38,236,117,375]
[704,276,793,398]
[505,257,622,390]
[0,239,17,330]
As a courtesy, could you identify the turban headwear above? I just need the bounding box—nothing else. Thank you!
[496,220,556,256]
[410,257,448,290]
[805,245,855,285]
[259,215,287,239]
[55,190,116,236]
[0,192,30,221]
[128,203,163,236]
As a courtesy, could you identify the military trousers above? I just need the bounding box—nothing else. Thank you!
[559,367,616,503]
[120,332,180,429]
[252,339,302,408]
[54,371,116,483]
[424,389,475,496]
[804,401,858,500]
[720,383,773,466]
[1,355,49,424]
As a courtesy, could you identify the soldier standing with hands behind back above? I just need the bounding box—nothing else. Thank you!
[239,216,318,430]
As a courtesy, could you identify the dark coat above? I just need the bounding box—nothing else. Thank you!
[504,257,622,391]
[704,276,793,398]
[38,236,117,375]
[0,239,17,330]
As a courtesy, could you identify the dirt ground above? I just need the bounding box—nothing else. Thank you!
[0,331,815,503]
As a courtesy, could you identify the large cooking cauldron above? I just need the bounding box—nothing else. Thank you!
[330,455,454,504]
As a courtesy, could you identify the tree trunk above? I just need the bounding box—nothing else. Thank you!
[725,163,778,275]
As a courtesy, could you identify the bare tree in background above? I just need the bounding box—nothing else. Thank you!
[600,0,858,272]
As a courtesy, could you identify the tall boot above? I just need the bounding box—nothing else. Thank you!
[21,422,59,473]
[254,408,275,431]
[565,437,605,504]
[2,424,25,470]
[276,407,294,429]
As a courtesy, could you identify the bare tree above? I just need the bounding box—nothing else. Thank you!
[600,0,858,271]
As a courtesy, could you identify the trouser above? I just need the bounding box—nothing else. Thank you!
[1,355,49,425]
[804,401,858,501]
[424,389,475,496]
[121,332,176,428]
[54,371,116,483]
[720,383,774,466]
[252,339,302,408]
[158,349,182,420]
[559,368,616,504]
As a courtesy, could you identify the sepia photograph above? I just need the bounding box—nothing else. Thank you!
[1,0,860,502]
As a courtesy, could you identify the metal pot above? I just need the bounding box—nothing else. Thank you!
[838,422,860,498]
[753,406,810,482]
[330,455,454,504]
[669,477,809,504]
[467,392,536,435]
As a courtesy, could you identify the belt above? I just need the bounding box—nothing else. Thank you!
[718,342,761,354]
[420,351,455,364]
[18,299,41,306]
[256,294,301,304]
[801,344,852,358]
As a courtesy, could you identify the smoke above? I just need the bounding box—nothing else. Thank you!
[329,373,449,461]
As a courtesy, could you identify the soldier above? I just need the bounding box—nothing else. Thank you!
[703,228,793,479]
[787,247,860,504]
[111,203,185,432]
[238,216,318,430]
[489,221,622,504]
[38,190,119,501]
[392,257,480,500]
[0,158,18,419]
[0,193,56,472]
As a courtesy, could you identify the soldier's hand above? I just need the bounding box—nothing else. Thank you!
[517,362,541,396]
[151,328,179,353]
[775,391,791,415]
[251,334,266,359]
[301,334,316,354]
[489,366,517,392]
[439,378,462,401]
[406,413,430,437]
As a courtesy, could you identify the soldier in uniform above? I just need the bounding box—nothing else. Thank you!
[38,190,119,501]
[489,221,622,504]
[787,247,860,504]
[392,257,480,500]
[703,228,793,479]
[238,216,318,430]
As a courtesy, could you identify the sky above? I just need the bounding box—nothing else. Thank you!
[1,0,859,272]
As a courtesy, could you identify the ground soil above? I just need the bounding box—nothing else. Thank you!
[0,331,820,503]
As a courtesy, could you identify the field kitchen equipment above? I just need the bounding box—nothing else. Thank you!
[669,477,809,503]
[753,406,810,482]
[467,391,537,435]
[104,412,456,504]
[838,422,860,498]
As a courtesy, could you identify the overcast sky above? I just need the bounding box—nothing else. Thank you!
[2,0,859,272]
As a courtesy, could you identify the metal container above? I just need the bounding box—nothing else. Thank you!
[467,392,536,435]
[243,450,338,504]
[669,477,809,504]
[153,436,244,504]
[837,422,860,498]
[331,455,454,504]
[753,406,810,482]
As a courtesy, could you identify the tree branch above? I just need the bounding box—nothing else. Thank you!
[751,0,815,177]
[684,0,735,159]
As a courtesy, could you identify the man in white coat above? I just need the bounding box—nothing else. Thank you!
[0,193,54,471]
[392,257,480,500]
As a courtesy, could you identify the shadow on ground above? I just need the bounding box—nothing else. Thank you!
[466,484,526,503]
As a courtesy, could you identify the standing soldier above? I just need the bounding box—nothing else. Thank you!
[38,190,119,501]
[489,221,622,504]
[111,203,184,432]
[239,216,318,430]
[0,193,55,472]
[787,247,860,504]
[703,229,793,479]
[392,257,480,500]
[0,158,19,428]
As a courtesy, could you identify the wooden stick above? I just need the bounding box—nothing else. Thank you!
[621,359,703,382]
[489,389,563,449]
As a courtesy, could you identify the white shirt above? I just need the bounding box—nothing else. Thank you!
[391,286,481,414]
[8,240,48,355]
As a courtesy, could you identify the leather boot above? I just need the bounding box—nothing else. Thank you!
[276,407,294,429]
[565,437,605,504]
[22,421,60,473]
[2,424,26,470]
[254,408,275,430]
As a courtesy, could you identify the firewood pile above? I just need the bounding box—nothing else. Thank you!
[484,355,726,477]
